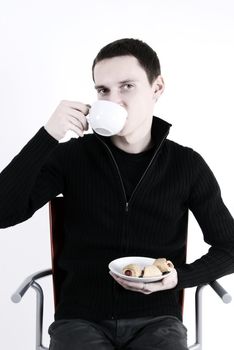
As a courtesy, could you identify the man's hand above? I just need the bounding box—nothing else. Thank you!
[45,100,90,141]
[109,268,178,294]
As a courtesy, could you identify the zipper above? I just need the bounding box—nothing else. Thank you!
[96,130,169,212]
[96,131,169,319]
[125,202,129,212]
[125,131,169,209]
[96,136,128,208]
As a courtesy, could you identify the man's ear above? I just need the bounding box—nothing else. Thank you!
[152,75,165,102]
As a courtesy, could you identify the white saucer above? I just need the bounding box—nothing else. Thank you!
[108,256,171,283]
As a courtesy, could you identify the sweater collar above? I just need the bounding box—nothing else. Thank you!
[151,116,172,151]
[94,116,172,152]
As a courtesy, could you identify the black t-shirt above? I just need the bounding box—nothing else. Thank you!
[106,139,155,201]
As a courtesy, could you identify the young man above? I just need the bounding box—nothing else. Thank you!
[1,38,234,350]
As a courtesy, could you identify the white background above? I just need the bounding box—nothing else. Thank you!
[0,0,234,349]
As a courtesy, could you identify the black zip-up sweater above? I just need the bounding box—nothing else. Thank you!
[1,116,234,321]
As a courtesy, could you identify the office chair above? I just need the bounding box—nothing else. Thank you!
[11,196,232,350]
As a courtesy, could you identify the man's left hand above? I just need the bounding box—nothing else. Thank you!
[109,268,178,294]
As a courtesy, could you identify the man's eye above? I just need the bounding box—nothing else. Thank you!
[97,89,108,95]
[122,84,134,90]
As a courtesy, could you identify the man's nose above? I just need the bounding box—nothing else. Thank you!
[106,90,123,105]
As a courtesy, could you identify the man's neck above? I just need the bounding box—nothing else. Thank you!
[110,120,153,154]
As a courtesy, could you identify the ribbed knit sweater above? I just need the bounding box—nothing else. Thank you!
[1,116,234,322]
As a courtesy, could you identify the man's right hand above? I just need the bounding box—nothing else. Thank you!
[44,100,90,141]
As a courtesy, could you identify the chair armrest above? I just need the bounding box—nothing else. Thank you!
[11,269,52,303]
[11,269,52,350]
[209,280,232,303]
[189,279,232,349]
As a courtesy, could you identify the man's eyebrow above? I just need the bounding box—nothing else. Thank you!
[94,84,108,90]
[94,79,137,90]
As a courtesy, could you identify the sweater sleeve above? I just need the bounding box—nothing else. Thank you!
[0,127,64,228]
[177,150,234,289]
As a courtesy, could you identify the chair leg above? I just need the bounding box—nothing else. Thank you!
[194,285,206,349]
[31,281,49,350]
[188,285,206,350]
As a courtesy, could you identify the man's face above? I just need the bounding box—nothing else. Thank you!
[93,55,164,139]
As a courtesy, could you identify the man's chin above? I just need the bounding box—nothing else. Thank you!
[116,126,129,137]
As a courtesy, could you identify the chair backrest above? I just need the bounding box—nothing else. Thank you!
[49,196,185,313]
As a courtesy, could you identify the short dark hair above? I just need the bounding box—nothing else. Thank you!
[92,38,161,85]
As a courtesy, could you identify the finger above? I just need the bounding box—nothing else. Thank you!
[144,279,174,293]
[111,275,145,291]
[110,273,136,286]
[109,271,119,279]
[68,116,85,131]
[62,100,90,115]
[141,289,153,295]
[109,273,133,287]
[109,273,123,285]
[71,113,89,131]
[68,123,84,137]
[122,280,144,289]
[147,282,164,292]
[109,273,154,294]
[65,107,89,130]
[109,273,126,285]
[109,272,126,281]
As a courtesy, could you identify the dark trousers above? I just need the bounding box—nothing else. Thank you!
[48,315,188,350]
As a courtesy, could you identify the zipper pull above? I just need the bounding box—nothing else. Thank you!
[125,202,129,212]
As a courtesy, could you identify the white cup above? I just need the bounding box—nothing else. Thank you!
[87,100,127,136]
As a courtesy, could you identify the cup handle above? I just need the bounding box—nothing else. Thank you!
[85,104,91,121]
